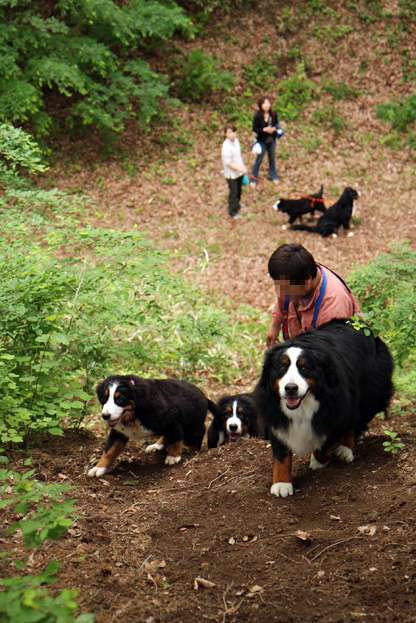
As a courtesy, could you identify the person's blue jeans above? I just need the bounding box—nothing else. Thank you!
[251,140,278,184]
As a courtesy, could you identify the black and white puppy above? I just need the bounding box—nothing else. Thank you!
[273,185,326,229]
[290,187,360,237]
[207,393,261,448]
[88,375,218,477]
[255,320,394,497]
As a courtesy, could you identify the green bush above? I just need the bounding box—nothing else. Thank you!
[348,242,416,368]
[376,92,416,147]
[176,49,236,101]
[276,62,319,121]
[0,125,265,445]
[0,467,94,623]
[0,0,191,136]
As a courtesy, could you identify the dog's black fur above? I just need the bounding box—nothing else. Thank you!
[88,375,218,477]
[273,185,325,228]
[290,187,359,237]
[255,320,394,497]
[207,393,263,448]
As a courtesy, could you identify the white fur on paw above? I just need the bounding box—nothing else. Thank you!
[309,454,328,470]
[145,442,165,454]
[347,231,354,238]
[88,466,107,478]
[165,455,181,466]
[270,482,294,497]
[281,224,287,230]
[331,233,338,239]
[334,445,354,463]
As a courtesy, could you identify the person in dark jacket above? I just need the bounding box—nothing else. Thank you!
[251,96,279,187]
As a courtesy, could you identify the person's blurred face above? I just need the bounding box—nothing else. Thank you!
[225,128,237,141]
[261,98,271,112]
[273,275,312,301]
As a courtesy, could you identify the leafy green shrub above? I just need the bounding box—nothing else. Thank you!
[0,468,94,623]
[276,62,319,121]
[176,49,236,101]
[242,57,277,90]
[376,92,416,147]
[322,79,360,101]
[0,0,191,136]
[0,126,265,445]
[348,242,416,367]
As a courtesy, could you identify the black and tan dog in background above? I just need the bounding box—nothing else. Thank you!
[88,375,218,477]
[290,187,360,237]
[273,185,326,229]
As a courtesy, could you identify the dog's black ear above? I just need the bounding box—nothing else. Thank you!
[259,345,286,391]
[315,350,340,388]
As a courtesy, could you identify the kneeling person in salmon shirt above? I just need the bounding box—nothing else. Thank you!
[266,243,361,347]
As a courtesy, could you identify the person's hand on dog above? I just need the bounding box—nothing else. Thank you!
[266,324,281,348]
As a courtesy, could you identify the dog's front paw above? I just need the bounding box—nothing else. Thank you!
[145,442,165,454]
[281,224,287,230]
[165,455,181,466]
[331,233,338,239]
[333,445,354,463]
[270,482,294,497]
[347,231,354,238]
[88,466,107,478]
[309,454,328,470]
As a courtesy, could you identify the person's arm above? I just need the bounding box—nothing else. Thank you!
[266,300,283,347]
[266,319,281,348]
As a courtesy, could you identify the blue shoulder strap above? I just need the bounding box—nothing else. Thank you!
[312,269,327,329]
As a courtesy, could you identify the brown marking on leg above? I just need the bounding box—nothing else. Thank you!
[155,436,165,447]
[166,440,182,459]
[340,430,355,451]
[273,451,293,485]
[313,446,333,466]
[96,439,126,470]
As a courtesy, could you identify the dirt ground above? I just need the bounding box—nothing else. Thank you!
[3,6,416,623]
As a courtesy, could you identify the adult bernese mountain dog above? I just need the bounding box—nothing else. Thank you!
[207,393,263,448]
[255,319,394,497]
[290,187,360,237]
[88,375,218,478]
[273,185,326,229]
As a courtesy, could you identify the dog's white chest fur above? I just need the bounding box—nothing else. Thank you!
[272,347,324,455]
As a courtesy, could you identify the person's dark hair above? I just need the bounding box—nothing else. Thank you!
[268,244,317,282]
[223,123,236,135]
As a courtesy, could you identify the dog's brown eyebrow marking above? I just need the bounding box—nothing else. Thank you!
[114,392,120,399]
[282,357,289,366]
[105,389,109,397]
[237,407,243,413]
[227,407,232,412]
[297,358,305,367]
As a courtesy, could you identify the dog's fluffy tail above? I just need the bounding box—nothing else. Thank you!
[290,224,319,233]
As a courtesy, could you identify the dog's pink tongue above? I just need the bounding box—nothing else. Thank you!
[286,396,300,408]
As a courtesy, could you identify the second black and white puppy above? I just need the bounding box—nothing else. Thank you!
[273,185,326,229]
[88,375,218,477]
[207,393,261,448]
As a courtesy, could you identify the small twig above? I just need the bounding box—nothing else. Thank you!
[207,468,230,489]
[308,536,357,562]
[212,467,260,489]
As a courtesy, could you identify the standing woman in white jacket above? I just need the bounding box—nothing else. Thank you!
[221,123,248,219]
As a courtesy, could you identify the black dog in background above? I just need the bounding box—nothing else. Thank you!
[207,393,264,448]
[290,187,360,237]
[273,185,325,229]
